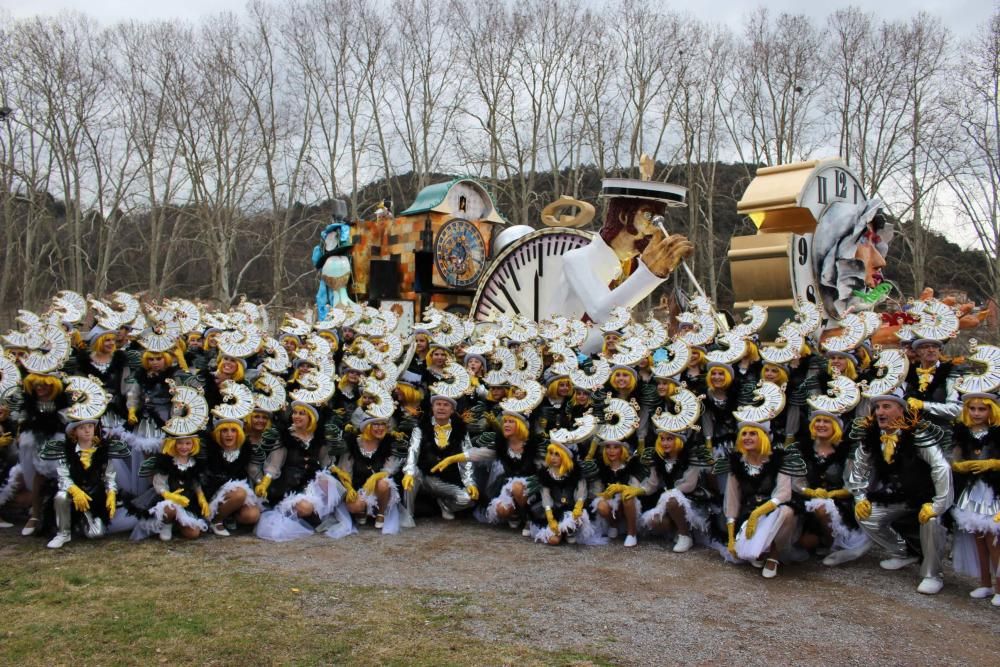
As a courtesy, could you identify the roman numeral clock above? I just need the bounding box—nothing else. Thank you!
[729,158,869,338]
[471,227,595,322]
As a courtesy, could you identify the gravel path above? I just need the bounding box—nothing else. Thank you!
[189,521,1000,666]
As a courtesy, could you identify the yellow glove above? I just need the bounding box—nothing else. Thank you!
[727,521,737,556]
[572,499,584,520]
[585,438,599,461]
[800,488,820,499]
[855,498,872,520]
[344,486,358,504]
[127,407,139,426]
[254,475,272,498]
[994,511,1000,523]
[967,459,1000,475]
[827,489,852,500]
[106,490,117,519]
[621,485,644,501]
[952,460,977,474]
[430,453,467,474]
[162,489,190,508]
[0,433,13,447]
[907,397,924,412]
[545,506,559,534]
[466,485,479,501]
[918,502,937,524]
[599,483,624,499]
[197,490,210,517]
[328,465,353,488]
[68,485,92,512]
[402,474,415,492]
[745,500,777,539]
[362,472,389,495]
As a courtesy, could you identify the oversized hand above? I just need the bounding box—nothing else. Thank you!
[640,231,694,279]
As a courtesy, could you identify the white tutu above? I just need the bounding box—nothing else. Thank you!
[18,432,59,489]
[0,463,22,507]
[735,510,785,561]
[640,488,710,534]
[484,476,531,524]
[357,478,403,535]
[208,480,261,519]
[152,499,208,532]
[804,498,870,551]
[952,481,1000,535]
[255,470,356,541]
[530,511,607,546]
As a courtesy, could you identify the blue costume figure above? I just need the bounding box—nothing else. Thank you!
[313,200,355,320]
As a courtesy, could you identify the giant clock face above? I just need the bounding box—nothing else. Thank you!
[471,227,593,321]
[791,162,867,322]
[435,219,487,287]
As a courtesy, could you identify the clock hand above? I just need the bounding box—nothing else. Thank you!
[652,215,729,332]
[533,271,540,321]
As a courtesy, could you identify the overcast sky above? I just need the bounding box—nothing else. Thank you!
[2,0,996,36]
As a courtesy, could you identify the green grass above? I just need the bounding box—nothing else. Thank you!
[0,539,612,666]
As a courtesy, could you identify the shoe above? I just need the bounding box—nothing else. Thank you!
[672,535,693,553]
[992,594,1000,607]
[21,517,39,537]
[211,522,230,537]
[917,577,943,595]
[440,508,455,521]
[762,559,779,579]
[624,535,638,548]
[356,514,368,526]
[970,586,994,599]
[158,524,173,542]
[750,559,765,569]
[0,518,13,529]
[815,546,831,557]
[566,534,577,544]
[822,542,872,567]
[522,526,532,537]
[880,555,919,571]
[508,519,520,529]
[375,514,385,529]
[607,526,618,539]
[224,517,238,532]
[46,531,71,549]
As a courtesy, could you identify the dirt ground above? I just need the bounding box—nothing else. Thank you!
[159,520,1000,667]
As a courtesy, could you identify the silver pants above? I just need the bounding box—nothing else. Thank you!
[858,502,944,579]
[404,472,474,516]
[53,491,106,539]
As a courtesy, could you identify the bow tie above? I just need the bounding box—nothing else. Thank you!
[880,433,899,464]
[79,447,96,470]
[434,424,451,449]
[915,366,935,392]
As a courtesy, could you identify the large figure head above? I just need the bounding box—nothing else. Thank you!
[812,198,894,317]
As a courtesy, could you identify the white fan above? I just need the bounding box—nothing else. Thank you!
[51,290,86,325]
[63,375,110,421]
[677,311,717,347]
[570,357,611,391]
[290,369,336,405]
[652,340,691,379]
[759,323,803,365]
[597,398,640,441]
[163,381,210,436]
[140,308,181,353]
[956,342,1000,395]
[165,298,202,335]
[860,349,909,398]
[213,380,254,421]
[362,377,396,419]
[23,324,71,374]
[788,300,822,337]
[651,386,702,432]
[261,337,291,374]
[550,413,598,445]
[485,347,517,386]
[821,314,866,353]
[430,362,472,399]
[111,292,140,324]
[0,354,20,397]
[897,299,959,342]
[506,315,539,343]
[600,306,632,333]
[561,320,589,348]
[607,336,649,366]
[731,303,768,337]
[280,316,312,337]
[706,331,748,365]
[254,372,287,413]
[733,381,786,424]
[499,380,544,414]
[547,341,580,375]
[808,374,861,414]
[516,344,543,379]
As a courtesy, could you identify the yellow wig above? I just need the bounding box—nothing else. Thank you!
[546,443,574,477]
[90,332,116,353]
[424,346,452,368]
[396,382,424,407]
[601,441,631,466]
[318,330,339,351]
[761,363,789,386]
[163,436,201,457]
[808,415,844,445]
[827,357,857,380]
[502,414,530,441]
[215,355,246,382]
[245,411,272,433]
[610,368,637,393]
[212,421,246,449]
[736,425,772,458]
[141,350,174,371]
[546,377,572,401]
[23,373,64,398]
[707,365,733,390]
[291,404,318,433]
[655,432,684,457]
[960,397,1000,428]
